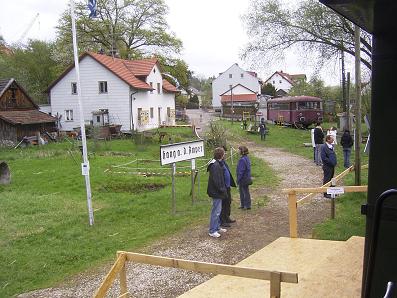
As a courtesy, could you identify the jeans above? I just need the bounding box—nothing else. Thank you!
[239,185,251,208]
[315,144,322,165]
[343,148,352,168]
[209,198,222,233]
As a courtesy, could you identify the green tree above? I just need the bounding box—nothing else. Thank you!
[0,40,60,104]
[55,0,182,63]
[157,56,192,92]
[261,83,276,96]
[242,0,372,70]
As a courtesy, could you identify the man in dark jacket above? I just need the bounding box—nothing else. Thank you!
[340,129,354,168]
[314,123,324,166]
[321,135,337,198]
[207,147,228,238]
[220,147,237,227]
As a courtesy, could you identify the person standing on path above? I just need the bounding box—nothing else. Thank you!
[220,146,237,227]
[321,135,337,198]
[314,123,325,166]
[259,118,267,141]
[340,129,354,168]
[236,146,252,210]
[207,147,228,238]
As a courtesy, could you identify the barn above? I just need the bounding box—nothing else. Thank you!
[0,78,56,144]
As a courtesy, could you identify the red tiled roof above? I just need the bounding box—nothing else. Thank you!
[123,58,158,76]
[162,79,179,93]
[0,110,56,125]
[87,52,153,90]
[221,94,258,103]
[46,52,172,92]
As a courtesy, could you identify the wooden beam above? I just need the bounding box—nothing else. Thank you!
[288,193,298,238]
[118,251,298,284]
[270,271,281,298]
[117,252,128,297]
[284,185,367,195]
[93,253,126,298]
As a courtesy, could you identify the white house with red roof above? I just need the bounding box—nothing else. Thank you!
[264,70,306,94]
[47,51,178,132]
[212,63,261,111]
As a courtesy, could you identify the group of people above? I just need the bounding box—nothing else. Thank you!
[206,145,252,238]
[313,123,354,198]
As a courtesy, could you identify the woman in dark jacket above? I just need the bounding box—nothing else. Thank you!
[236,146,252,210]
[340,129,354,168]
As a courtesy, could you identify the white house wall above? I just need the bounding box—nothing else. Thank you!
[229,84,255,95]
[266,73,293,92]
[50,56,175,132]
[212,64,260,109]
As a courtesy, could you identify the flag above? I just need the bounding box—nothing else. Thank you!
[88,0,97,18]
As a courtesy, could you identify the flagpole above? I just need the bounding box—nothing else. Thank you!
[70,0,94,226]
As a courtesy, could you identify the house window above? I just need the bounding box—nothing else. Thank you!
[241,73,244,78]
[150,107,154,118]
[65,110,73,121]
[273,80,275,84]
[229,74,232,78]
[71,82,77,94]
[99,81,108,93]
[167,107,171,118]
[137,108,142,124]
[279,80,282,84]
[157,83,161,94]
[150,82,153,93]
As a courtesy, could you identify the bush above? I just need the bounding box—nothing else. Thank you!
[205,121,227,149]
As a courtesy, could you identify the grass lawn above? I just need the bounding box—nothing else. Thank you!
[0,127,277,297]
[218,119,369,241]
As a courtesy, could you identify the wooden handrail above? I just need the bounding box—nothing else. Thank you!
[94,251,298,298]
[283,185,368,195]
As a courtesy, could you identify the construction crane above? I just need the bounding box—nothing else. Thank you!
[15,13,40,47]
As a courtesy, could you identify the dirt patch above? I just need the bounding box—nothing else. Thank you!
[19,138,331,298]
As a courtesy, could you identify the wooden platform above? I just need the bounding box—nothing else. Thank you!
[179,236,364,297]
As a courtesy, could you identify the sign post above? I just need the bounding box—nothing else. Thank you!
[171,163,176,215]
[327,186,345,219]
[160,140,205,214]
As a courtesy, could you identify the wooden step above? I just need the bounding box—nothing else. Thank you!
[179,236,364,297]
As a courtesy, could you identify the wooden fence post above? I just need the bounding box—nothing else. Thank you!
[117,252,128,297]
[288,192,298,238]
[270,271,281,298]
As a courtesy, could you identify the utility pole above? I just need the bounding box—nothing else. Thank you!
[231,86,234,125]
[354,25,362,186]
[346,72,351,132]
[341,49,347,113]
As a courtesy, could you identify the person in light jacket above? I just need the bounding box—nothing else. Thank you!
[236,146,252,210]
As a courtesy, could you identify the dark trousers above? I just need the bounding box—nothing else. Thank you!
[239,184,251,208]
[220,188,231,224]
[260,131,266,140]
[323,165,335,185]
[323,165,335,196]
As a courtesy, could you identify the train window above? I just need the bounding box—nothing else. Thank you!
[298,101,321,110]
[269,103,289,110]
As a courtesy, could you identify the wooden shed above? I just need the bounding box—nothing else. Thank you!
[0,78,56,143]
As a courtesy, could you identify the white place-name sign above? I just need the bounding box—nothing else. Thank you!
[327,187,345,195]
[160,140,205,166]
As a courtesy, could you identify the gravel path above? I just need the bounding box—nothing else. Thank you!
[19,121,331,298]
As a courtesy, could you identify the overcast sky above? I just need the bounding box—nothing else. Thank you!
[0,0,349,85]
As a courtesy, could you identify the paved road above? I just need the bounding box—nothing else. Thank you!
[185,109,218,137]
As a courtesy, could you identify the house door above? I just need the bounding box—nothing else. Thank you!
[158,107,162,125]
